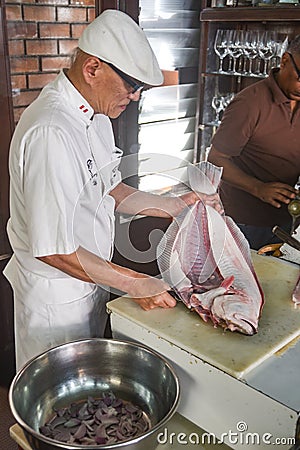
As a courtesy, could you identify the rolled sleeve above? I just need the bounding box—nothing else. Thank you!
[211,92,260,157]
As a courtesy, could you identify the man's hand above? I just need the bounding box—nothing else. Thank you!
[127,274,177,310]
[132,293,177,310]
[254,181,297,208]
[178,191,224,215]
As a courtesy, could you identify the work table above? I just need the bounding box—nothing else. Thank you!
[107,253,300,449]
[9,253,300,450]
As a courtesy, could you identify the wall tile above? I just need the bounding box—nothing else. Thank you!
[28,72,57,88]
[26,39,58,55]
[70,0,94,5]
[39,23,71,38]
[88,7,95,22]
[23,5,56,21]
[10,56,39,73]
[41,55,71,71]
[13,107,27,123]
[57,6,87,22]
[5,5,22,21]
[71,23,86,38]
[11,74,27,90]
[37,0,69,4]
[7,21,37,39]
[8,39,25,56]
[12,89,39,107]
[58,39,78,55]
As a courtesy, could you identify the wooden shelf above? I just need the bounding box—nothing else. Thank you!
[201,5,300,21]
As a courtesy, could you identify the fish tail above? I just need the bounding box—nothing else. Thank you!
[188,161,223,195]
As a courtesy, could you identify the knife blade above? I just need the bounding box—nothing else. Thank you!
[167,289,183,302]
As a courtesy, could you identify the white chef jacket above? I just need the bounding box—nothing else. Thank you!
[4,70,123,369]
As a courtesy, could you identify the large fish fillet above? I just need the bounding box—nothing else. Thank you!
[157,162,264,335]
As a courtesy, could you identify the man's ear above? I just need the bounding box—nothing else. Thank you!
[280,52,289,68]
[83,56,103,81]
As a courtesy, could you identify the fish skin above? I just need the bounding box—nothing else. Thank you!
[158,162,264,335]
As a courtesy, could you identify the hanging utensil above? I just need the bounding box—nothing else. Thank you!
[272,225,300,252]
[288,177,300,235]
[288,198,300,235]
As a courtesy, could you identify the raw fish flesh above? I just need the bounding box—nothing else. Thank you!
[157,162,264,335]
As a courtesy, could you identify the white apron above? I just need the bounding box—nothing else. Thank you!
[4,255,110,370]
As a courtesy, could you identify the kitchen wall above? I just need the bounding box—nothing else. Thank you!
[5,0,95,123]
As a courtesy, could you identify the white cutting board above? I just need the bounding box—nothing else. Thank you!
[108,253,300,379]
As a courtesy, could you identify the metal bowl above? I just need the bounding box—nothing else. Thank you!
[9,338,180,450]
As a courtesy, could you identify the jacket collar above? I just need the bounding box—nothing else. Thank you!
[56,69,95,124]
[267,68,291,105]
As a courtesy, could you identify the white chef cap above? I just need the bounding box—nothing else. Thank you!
[78,9,163,86]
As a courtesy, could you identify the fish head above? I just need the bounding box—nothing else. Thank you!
[212,294,259,336]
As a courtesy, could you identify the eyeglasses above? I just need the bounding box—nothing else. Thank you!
[287,52,300,81]
[106,62,144,93]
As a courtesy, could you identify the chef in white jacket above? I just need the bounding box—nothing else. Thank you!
[4,9,221,370]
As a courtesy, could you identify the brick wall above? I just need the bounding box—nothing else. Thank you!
[5,0,95,123]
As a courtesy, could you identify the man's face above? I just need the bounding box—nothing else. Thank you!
[92,62,142,118]
[279,52,300,101]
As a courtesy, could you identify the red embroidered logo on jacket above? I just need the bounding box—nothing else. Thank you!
[79,104,89,113]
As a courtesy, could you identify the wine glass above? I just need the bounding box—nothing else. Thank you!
[271,35,288,69]
[214,29,230,73]
[258,31,277,77]
[222,92,235,109]
[212,94,223,125]
[241,30,259,76]
[227,30,244,75]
